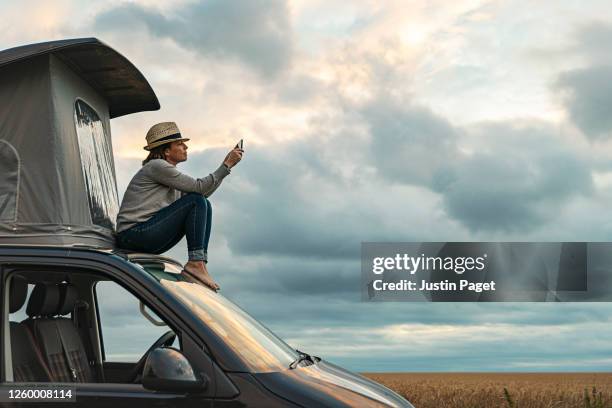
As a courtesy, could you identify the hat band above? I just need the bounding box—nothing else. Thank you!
[152,133,182,145]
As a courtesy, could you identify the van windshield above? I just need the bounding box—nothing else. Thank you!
[132,259,299,373]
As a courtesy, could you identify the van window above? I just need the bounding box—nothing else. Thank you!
[4,269,181,384]
[95,281,178,363]
[0,140,19,222]
[74,100,119,230]
[162,280,299,373]
[136,259,300,373]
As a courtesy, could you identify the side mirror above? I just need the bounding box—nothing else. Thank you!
[142,347,208,393]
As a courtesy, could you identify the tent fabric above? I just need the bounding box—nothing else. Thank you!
[0,140,19,222]
[0,38,160,119]
[0,54,119,248]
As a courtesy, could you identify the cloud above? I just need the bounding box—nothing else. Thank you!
[234,290,612,331]
[553,22,612,140]
[283,318,612,372]
[95,0,293,78]
[218,257,362,298]
[438,122,593,231]
[272,73,328,105]
[555,66,612,140]
[357,93,592,232]
[360,98,461,187]
[571,21,612,65]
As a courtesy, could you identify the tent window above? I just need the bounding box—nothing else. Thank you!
[0,140,19,222]
[74,100,119,230]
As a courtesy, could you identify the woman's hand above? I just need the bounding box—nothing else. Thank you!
[223,147,243,169]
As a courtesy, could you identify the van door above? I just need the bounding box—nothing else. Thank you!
[1,259,214,408]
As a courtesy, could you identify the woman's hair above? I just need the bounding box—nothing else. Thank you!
[142,144,170,166]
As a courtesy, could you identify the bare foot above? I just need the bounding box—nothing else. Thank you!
[183,261,220,291]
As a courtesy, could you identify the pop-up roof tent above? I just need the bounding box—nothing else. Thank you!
[0,38,160,248]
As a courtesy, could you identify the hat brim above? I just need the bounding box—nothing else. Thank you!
[144,137,191,150]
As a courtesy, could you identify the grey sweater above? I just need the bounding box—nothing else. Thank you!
[115,159,231,233]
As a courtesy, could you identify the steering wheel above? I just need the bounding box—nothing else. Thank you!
[129,330,177,383]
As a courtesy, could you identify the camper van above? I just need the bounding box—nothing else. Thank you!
[0,39,413,407]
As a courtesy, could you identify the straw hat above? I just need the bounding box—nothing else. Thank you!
[143,122,190,150]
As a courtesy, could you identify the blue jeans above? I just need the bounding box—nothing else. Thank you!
[116,193,212,262]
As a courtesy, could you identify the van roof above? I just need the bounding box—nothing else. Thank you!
[0,244,181,266]
[0,37,160,118]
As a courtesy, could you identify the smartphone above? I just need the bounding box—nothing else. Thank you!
[235,139,244,150]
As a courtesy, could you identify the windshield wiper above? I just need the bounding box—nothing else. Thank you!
[289,350,316,369]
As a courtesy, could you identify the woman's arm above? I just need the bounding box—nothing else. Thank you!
[147,159,231,197]
[203,164,232,197]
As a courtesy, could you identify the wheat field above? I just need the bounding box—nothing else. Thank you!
[362,373,612,408]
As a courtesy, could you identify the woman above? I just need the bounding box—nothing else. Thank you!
[115,122,243,291]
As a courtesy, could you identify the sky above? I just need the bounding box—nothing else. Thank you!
[3,0,612,372]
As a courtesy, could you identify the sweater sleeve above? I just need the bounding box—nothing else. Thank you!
[148,160,231,197]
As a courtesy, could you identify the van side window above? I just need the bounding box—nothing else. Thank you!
[95,281,178,364]
[0,140,19,222]
[73,100,119,230]
[5,271,179,385]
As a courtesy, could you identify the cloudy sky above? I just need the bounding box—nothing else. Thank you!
[4,0,612,371]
